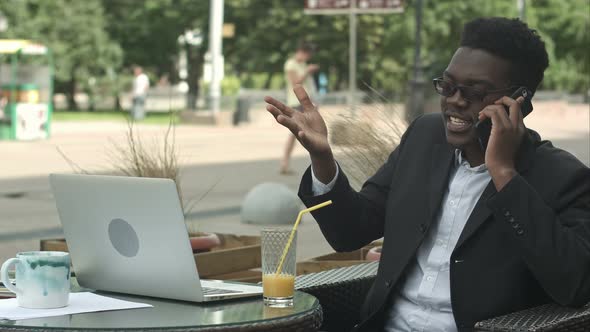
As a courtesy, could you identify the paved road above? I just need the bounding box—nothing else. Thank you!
[0,102,587,265]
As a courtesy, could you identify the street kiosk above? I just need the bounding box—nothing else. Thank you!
[0,39,53,140]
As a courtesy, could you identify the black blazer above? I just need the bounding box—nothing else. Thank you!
[298,113,590,331]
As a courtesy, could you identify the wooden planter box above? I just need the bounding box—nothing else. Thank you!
[40,236,381,284]
[40,232,262,283]
[296,240,382,275]
[195,233,261,282]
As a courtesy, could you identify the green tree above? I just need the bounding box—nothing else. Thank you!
[223,0,351,90]
[102,0,209,109]
[529,0,589,94]
[0,0,122,110]
[223,0,589,98]
[3,0,587,111]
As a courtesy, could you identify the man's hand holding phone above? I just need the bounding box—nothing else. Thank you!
[478,94,527,191]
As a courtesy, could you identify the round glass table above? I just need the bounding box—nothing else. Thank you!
[0,291,322,331]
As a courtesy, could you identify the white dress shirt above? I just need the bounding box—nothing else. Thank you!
[311,150,491,331]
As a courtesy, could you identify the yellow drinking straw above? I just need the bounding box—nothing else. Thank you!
[275,200,333,275]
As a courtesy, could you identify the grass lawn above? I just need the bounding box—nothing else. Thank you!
[52,110,179,125]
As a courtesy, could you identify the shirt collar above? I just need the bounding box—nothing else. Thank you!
[454,149,488,173]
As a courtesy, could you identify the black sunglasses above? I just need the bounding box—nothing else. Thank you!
[432,78,516,102]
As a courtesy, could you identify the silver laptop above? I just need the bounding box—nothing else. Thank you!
[49,173,263,302]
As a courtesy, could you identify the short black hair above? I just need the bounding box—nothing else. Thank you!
[297,41,316,54]
[460,17,549,95]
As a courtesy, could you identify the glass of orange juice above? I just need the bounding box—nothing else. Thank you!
[261,228,296,307]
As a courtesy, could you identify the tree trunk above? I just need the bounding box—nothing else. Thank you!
[263,72,274,89]
[186,46,204,110]
[88,92,95,111]
[114,94,121,111]
[66,77,78,111]
[335,67,345,91]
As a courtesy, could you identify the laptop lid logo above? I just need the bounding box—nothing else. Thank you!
[108,218,140,257]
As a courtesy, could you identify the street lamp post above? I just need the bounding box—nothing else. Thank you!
[517,0,526,21]
[208,0,224,116]
[348,1,357,111]
[406,0,426,123]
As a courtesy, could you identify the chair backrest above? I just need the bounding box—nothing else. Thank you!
[296,262,590,331]
[295,262,378,332]
[475,302,590,331]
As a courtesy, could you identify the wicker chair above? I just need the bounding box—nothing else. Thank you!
[295,262,378,331]
[295,262,590,332]
[474,304,590,332]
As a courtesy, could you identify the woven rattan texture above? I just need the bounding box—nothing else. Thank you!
[475,303,590,331]
[296,262,379,331]
[294,260,590,332]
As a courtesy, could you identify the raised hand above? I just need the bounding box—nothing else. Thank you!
[265,85,336,183]
[307,64,320,73]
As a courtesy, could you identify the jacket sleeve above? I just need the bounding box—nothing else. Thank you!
[297,116,419,252]
[487,164,590,306]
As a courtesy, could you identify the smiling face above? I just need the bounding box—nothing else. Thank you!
[441,47,514,150]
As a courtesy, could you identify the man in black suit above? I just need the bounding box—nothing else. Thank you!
[265,17,590,331]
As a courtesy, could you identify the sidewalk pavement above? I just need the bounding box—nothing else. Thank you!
[0,102,588,265]
[0,108,327,264]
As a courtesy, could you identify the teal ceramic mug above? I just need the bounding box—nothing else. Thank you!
[1,251,71,308]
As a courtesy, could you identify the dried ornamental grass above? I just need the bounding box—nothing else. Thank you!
[58,118,185,209]
[58,117,222,219]
[327,99,406,190]
[108,120,182,204]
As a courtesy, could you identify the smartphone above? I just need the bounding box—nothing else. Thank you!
[475,86,533,151]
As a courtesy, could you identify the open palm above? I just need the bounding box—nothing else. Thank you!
[264,85,331,158]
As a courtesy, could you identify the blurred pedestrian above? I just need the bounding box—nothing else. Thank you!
[280,41,318,175]
[131,65,149,121]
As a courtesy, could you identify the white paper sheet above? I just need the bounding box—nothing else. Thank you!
[0,292,152,320]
